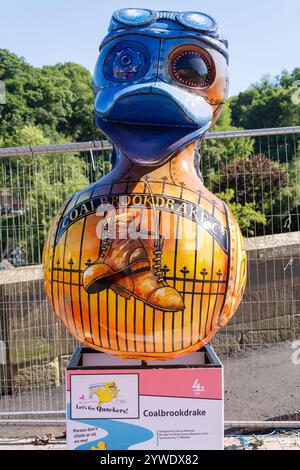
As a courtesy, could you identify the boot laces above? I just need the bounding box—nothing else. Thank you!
[141,178,164,285]
[153,242,164,283]
[99,215,112,258]
[99,238,110,258]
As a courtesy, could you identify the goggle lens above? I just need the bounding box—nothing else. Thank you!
[112,9,218,34]
[177,12,217,32]
[113,8,157,26]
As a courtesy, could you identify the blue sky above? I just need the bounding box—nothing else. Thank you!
[0,0,299,96]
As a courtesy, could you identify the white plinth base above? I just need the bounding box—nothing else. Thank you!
[66,346,223,450]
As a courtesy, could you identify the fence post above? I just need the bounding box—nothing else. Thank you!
[0,284,12,396]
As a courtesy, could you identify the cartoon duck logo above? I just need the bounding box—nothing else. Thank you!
[94,381,120,404]
[91,441,107,451]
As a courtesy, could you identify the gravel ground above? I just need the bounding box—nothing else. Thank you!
[0,432,300,450]
[223,341,300,421]
[225,431,300,450]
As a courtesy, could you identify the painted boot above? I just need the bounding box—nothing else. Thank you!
[83,213,150,294]
[111,237,185,312]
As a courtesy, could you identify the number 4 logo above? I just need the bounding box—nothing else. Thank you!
[192,379,205,395]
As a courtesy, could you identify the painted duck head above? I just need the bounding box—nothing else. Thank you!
[94,9,229,165]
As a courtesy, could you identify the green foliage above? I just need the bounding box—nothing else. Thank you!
[230,69,300,130]
[4,124,50,147]
[0,123,89,263]
[201,102,255,189]
[0,49,99,144]
[202,69,300,236]
[289,145,300,208]
[229,69,300,164]
[25,154,89,263]
[214,154,291,236]
[216,188,266,236]
[0,51,95,262]
[0,151,89,264]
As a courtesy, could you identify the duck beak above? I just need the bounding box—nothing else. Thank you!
[95,82,213,164]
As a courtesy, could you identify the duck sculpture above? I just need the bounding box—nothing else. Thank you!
[43,9,247,360]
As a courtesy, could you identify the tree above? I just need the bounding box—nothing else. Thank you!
[0,124,89,264]
[0,50,98,264]
[55,63,99,141]
[26,153,89,263]
[216,189,266,236]
[230,69,300,164]
[4,124,50,147]
[0,49,100,145]
[213,154,291,236]
[230,69,300,130]
[200,102,255,190]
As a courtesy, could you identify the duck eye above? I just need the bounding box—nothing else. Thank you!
[113,48,141,79]
[120,54,132,66]
[170,49,215,88]
[103,41,150,82]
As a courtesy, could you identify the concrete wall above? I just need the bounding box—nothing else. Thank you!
[0,232,300,393]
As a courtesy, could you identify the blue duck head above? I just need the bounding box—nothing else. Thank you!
[94,9,229,165]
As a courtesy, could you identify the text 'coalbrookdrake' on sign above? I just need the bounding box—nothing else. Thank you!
[56,194,229,253]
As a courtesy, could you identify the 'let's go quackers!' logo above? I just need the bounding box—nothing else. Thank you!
[93,381,120,405]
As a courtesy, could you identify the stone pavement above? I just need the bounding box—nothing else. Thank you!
[0,432,299,450]
[225,431,300,450]
[0,438,66,450]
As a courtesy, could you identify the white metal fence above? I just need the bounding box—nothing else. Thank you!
[0,126,300,423]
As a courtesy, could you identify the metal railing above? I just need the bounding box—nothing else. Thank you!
[0,126,299,157]
[0,126,300,424]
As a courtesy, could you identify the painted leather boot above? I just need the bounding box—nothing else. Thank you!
[83,210,184,311]
[111,237,185,312]
[83,237,150,294]
[83,213,150,293]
